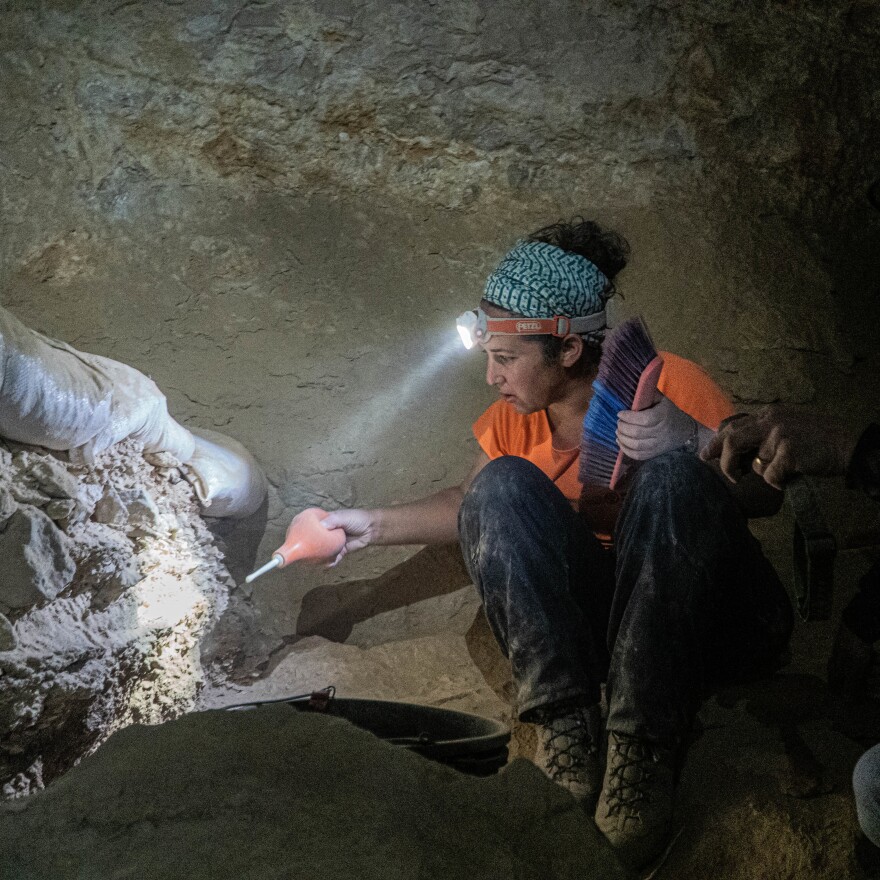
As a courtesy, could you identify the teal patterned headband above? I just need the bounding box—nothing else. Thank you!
[484,241,609,319]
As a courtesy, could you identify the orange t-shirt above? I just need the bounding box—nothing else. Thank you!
[472,351,734,540]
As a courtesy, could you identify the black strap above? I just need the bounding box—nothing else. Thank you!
[787,474,836,622]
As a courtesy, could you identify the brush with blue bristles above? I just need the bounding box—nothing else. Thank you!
[579,316,664,491]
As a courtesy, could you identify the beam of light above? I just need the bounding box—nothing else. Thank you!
[334,327,468,451]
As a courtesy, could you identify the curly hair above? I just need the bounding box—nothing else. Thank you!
[526,216,630,298]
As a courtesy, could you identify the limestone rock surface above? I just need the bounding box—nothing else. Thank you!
[0,439,251,795]
[0,614,14,652]
[0,707,629,880]
[0,507,75,611]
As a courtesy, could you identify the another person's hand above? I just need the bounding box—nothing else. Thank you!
[616,393,698,461]
[320,508,379,566]
[700,405,857,490]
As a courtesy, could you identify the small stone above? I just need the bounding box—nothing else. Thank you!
[119,488,161,534]
[158,467,182,484]
[10,484,51,507]
[0,486,16,523]
[0,508,76,610]
[0,612,15,651]
[93,486,127,528]
[45,499,78,522]
[90,561,143,609]
[71,523,143,603]
[144,451,182,469]
[26,458,82,500]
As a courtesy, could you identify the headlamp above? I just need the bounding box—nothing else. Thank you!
[456,309,482,349]
[455,308,607,350]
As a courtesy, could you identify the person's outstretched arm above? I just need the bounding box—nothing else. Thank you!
[320,451,491,565]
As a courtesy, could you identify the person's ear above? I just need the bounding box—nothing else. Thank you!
[559,334,584,368]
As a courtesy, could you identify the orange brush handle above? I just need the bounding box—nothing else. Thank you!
[610,355,665,490]
[275,507,346,566]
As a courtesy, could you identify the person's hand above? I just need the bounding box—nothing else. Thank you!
[320,508,379,566]
[700,405,857,490]
[616,393,698,461]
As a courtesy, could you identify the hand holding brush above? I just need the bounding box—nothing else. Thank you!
[580,316,665,490]
[616,394,700,462]
[580,315,712,491]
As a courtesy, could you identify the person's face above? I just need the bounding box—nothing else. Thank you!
[480,333,565,415]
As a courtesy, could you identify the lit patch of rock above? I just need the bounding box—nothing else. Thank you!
[0,439,235,798]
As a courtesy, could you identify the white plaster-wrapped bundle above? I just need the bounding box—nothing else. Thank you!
[0,305,195,465]
[0,306,265,518]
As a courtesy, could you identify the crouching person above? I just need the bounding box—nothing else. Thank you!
[323,218,793,869]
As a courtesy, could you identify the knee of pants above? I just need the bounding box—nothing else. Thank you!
[854,745,880,815]
[624,449,731,518]
[618,449,742,528]
[460,456,551,518]
[458,456,567,567]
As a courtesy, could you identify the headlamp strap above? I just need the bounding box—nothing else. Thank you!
[565,312,607,336]
[483,310,606,338]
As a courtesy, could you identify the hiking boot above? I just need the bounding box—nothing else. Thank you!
[532,702,603,807]
[594,730,675,869]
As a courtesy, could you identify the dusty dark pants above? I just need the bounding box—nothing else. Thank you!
[458,452,793,745]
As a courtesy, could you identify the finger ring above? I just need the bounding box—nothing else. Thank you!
[753,456,764,468]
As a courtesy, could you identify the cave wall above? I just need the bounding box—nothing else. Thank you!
[1,2,877,220]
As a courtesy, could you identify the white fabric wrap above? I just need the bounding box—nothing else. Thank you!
[0,306,195,465]
[0,306,267,518]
